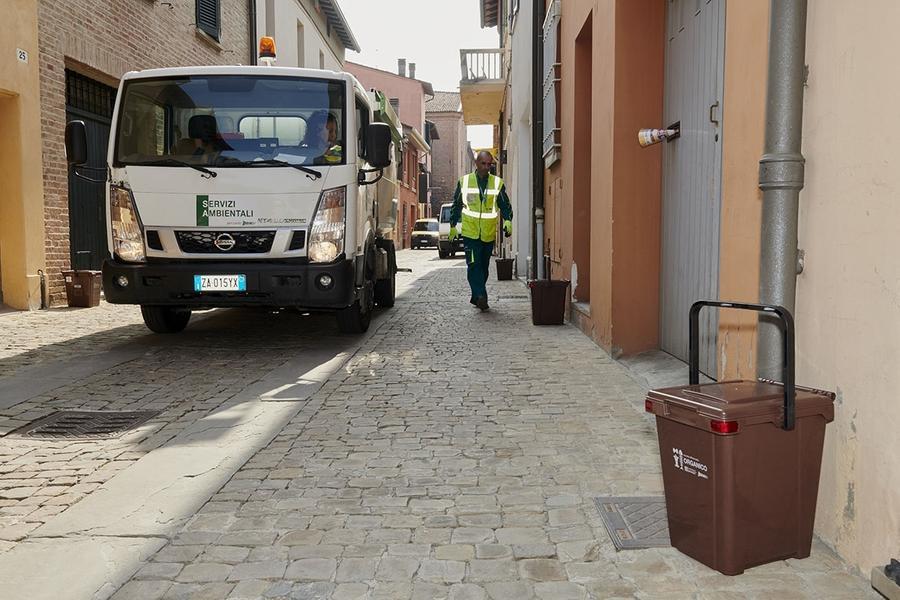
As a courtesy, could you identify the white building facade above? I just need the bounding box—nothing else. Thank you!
[503,1,534,277]
[255,0,358,69]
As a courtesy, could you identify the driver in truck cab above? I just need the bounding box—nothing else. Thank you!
[302,110,342,165]
[183,114,232,157]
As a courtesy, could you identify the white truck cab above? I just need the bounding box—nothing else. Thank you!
[65,65,398,334]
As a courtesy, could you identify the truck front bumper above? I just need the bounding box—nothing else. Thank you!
[102,258,357,310]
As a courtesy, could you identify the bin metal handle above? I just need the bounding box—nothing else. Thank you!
[689,300,795,431]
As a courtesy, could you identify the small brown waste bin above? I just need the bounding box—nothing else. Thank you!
[645,301,834,576]
[527,279,569,325]
[495,258,514,281]
[63,270,102,308]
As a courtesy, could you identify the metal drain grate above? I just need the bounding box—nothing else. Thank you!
[11,411,158,439]
[594,496,671,550]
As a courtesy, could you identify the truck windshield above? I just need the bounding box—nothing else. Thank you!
[114,75,346,168]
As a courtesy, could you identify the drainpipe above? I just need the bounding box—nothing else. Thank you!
[532,0,545,280]
[757,0,808,379]
[249,0,258,65]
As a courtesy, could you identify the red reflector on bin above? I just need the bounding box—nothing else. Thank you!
[645,399,654,413]
[709,419,739,434]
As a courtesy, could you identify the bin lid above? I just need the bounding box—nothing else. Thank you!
[527,279,570,288]
[646,380,834,429]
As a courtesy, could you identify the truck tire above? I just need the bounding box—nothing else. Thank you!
[374,270,396,308]
[336,298,372,333]
[374,240,397,308]
[438,249,449,259]
[338,248,376,334]
[140,306,191,334]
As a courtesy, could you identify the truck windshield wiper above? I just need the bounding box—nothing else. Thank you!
[129,158,217,178]
[233,159,323,180]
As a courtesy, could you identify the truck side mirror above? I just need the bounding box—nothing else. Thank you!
[65,120,88,166]
[366,122,392,169]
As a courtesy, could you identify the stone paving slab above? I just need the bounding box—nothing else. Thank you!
[0,304,146,378]
[0,267,425,552]
[103,250,875,600]
[0,536,168,600]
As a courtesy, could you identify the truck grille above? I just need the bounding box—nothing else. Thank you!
[175,230,276,254]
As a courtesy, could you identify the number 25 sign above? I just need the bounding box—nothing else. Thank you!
[17,49,28,64]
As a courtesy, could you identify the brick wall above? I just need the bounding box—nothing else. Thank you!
[38,0,252,304]
[427,111,467,216]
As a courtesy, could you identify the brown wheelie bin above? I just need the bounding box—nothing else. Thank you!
[645,301,834,575]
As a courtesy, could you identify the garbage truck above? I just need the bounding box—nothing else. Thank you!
[65,62,402,335]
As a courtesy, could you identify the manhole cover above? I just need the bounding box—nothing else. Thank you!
[10,410,159,439]
[594,496,670,550]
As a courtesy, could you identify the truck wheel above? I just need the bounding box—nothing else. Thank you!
[336,298,372,333]
[140,306,191,334]
[338,249,376,334]
[438,249,449,259]
[374,270,396,308]
[374,240,397,308]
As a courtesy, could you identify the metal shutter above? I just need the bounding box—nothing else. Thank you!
[196,0,220,41]
[659,0,726,377]
[542,0,561,165]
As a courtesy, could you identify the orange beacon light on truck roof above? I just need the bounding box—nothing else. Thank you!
[259,37,276,63]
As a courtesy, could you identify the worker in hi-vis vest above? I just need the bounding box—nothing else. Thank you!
[449,151,513,311]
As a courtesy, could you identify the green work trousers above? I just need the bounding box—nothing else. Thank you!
[463,237,494,302]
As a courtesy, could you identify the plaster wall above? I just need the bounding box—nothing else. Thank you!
[799,0,900,574]
[609,0,664,355]
[346,62,427,133]
[0,0,45,309]
[545,0,663,353]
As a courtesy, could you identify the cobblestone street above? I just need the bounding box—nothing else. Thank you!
[0,250,875,599]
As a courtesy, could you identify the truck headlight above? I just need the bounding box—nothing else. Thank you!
[308,187,345,263]
[110,185,145,262]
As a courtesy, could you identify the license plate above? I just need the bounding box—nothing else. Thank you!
[193,274,246,292]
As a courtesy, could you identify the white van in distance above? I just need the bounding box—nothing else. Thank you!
[437,202,463,259]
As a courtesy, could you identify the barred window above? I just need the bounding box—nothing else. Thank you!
[542,0,561,166]
[196,0,220,41]
[65,70,116,119]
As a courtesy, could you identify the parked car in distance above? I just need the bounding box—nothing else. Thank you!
[412,218,439,249]
[438,202,463,259]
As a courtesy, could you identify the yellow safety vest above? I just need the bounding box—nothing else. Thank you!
[459,172,503,243]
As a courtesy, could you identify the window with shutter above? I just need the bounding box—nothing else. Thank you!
[196,0,220,41]
[542,0,561,166]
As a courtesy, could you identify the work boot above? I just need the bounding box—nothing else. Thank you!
[476,296,489,312]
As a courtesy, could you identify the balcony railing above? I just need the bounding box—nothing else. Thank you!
[460,48,506,83]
